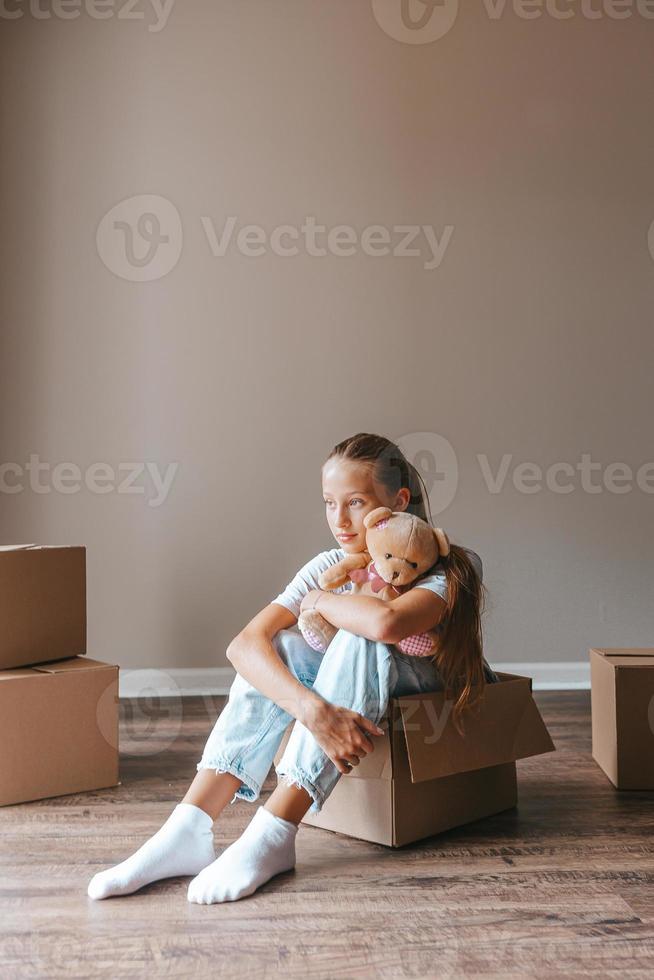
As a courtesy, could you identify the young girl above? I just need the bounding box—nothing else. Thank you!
[87,432,498,904]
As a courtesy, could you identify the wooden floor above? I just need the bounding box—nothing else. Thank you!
[2,691,654,979]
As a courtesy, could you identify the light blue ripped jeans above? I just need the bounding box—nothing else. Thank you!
[196,626,500,815]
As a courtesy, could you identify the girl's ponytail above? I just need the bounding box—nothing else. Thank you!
[430,543,488,735]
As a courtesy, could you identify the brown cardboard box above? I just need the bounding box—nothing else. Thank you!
[0,544,86,670]
[273,670,555,847]
[590,647,654,790]
[0,656,119,807]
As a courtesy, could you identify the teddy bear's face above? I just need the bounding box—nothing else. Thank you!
[365,514,440,587]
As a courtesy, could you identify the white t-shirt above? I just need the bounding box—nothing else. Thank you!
[271,546,483,620]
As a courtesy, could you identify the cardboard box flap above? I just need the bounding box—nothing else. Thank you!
[603,656,654,668]
[590,648,654,659]
[31,657,116,674]
[396,675,555,783]
[0,668,39,682]
[0,544,82,551]
[347,731,393,780]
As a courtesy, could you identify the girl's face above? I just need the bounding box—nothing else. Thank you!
[322,458,410,554]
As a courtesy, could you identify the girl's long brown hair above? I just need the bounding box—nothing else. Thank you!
[326,432,488,733]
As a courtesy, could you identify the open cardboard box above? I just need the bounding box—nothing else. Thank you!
[0,656,120,807]
[0,544,86,670]
[590,647,654,790]
[273,670,555,847]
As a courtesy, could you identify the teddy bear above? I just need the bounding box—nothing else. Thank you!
[297,506,450,657]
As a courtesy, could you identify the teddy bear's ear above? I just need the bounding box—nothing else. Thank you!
[364,506,393,529]
[433,527,450,558]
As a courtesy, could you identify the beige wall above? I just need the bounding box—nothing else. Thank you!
[1,1,652,670]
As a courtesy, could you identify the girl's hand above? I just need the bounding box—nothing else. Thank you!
[299,588,325,615]
[300,697,385,775]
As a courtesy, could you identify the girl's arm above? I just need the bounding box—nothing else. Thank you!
[301,590,391,642]
[302,587,446,644]
[382,588,447,643]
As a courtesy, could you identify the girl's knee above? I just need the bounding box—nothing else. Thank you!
[324,628,378,658]
[272,627,309,658]
[328,627,364,646]
[273,627,323,679]
[319,630,394,681]
[271,628,295,655]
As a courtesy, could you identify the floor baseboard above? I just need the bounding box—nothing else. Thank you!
[118,662,590,698]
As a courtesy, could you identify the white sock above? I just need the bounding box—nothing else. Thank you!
[187,805,297,904]
[87,802,216,900]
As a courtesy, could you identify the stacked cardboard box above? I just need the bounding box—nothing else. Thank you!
[0,545,120,806]
[274,668,555,847]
